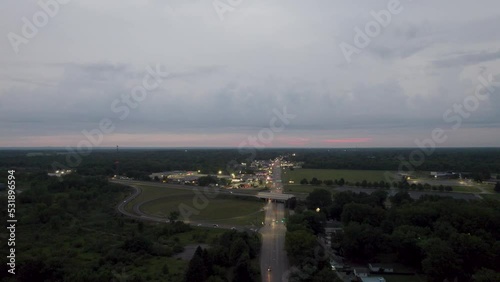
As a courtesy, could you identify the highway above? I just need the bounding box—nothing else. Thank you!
[111,179,258,198]
[260,159,290,282]
[114,169,291,280]
[113,180,260,231]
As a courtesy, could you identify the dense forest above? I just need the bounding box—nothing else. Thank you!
[184,231,261,282]
[1,148,499,182]
[294,188,500,282]
[285,209,341,282]
[0,173,251,282]
[293,148,500,174]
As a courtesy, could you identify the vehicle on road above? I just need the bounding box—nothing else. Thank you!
[267,266,272,272]
[213,224,219,227]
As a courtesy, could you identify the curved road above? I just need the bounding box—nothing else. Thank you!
[114,180,261,231]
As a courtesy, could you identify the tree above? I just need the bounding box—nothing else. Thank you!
[390,191,413,207]
[473,268,500,282]
[391,225,427,266]
[229,238,249,262]
[494,182,500,193]
[232,253,253,282]
[301,210,326,235]
[162,264,169,275]
[168,211,180,223]
[122,236,152,253]
[341,203,385,226]
[286,197,297,210]
[310,177,322,185]
[341,222,386,259]
[300,178,309,185]
[185,246,207,282]
[371,189,388,207]
[312,267,341,282]
[306,189,332,211]
[338,178,345,186]
[285,230,317,264]
[420,238,462,282]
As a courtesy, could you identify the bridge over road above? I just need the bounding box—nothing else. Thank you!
[256,192,295,202]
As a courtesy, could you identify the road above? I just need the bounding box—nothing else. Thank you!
[111,179,259,198]
[260,159,289,282]
[114,181,260,231]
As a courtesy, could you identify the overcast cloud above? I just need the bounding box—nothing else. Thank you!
[1,0,500,147]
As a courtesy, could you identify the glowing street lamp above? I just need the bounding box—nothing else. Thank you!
[316,208,320,213]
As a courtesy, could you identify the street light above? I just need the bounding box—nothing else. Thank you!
[316,208,320,213]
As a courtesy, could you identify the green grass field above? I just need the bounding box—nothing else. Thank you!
[284,184,338,194]
[450,185,482,193]
[283,169,394,183]
[283,169,487,194]
[127,184,265,226]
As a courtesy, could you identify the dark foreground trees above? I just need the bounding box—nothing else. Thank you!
[329,190,500,281]
[184,231,260,282]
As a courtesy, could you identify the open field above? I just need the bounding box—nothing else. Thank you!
[283,169,394,183]
[283,169,487,193]
[126,184,191,207]
[126,184,265,226]
[450,185,481,193]
[480,194,500,200]
[285,184,338,194]
[141,195,265,226]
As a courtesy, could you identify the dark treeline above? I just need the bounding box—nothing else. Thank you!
[301,176,456,191]
[184,231,261,282]
[293,148,500,174]
[1,148,499,181]
[0,149,261,180]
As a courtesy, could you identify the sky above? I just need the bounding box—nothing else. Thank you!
[1,0,500,148]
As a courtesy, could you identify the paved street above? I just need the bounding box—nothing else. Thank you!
[260,160,290,282]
